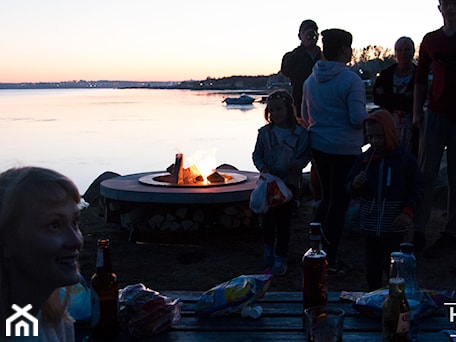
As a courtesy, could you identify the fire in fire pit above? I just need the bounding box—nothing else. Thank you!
[138,153,247,187]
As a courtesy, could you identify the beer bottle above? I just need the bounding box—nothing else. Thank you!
[91,238,119,339]
[302,222,328,313]
[382,277,410,342]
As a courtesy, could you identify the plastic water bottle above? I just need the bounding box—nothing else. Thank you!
[400,243,422,342]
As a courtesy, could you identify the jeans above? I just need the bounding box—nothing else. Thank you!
[414,109,456,238]
[311,149,357,266]
[365,235,403,291]
[263,199,293,258]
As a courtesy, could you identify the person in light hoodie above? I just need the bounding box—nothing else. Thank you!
[301,28,368,275]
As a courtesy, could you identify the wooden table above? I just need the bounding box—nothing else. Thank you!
[76,291,455,341]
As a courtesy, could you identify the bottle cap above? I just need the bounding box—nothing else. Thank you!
[400,242,414,254]
[309,222,322,235]
[97,238,110,247]
[241,305,263,319]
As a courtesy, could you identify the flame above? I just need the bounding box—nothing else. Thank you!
[187,149,217,181]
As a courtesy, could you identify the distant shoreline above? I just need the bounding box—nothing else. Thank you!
[0,74,284,91]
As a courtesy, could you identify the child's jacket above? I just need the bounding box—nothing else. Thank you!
[346,110,423,237]
[252,124,310,189]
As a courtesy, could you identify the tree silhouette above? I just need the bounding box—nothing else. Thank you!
[350,45,395,81]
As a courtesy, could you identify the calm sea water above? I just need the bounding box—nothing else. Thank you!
[0,88,269,194]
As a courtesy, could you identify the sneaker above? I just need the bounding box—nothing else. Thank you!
[263,244,274,268]
[272,256,288,276]
[328,259,353,276]
[423,233,456,258]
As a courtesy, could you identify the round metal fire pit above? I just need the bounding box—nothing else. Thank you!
[100,170,259,204]
[138,172,247,188]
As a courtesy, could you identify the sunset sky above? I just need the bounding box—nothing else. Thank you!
[1,0,443,83]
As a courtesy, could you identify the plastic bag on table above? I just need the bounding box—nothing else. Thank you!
[351,287,455,319]
[119,283,181,337]
[249,173,293,214]
[195,274,273,317]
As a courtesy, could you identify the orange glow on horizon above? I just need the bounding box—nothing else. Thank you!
[0,1,442,84]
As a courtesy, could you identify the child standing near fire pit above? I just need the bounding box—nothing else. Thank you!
[252,89,311,275]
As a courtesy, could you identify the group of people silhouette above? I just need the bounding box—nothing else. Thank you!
[253,0,456,290]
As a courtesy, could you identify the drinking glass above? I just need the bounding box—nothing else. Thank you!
[304,306,344,342]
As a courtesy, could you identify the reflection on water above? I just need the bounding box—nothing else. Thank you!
[0,89,267,193]
[0,88,375,194]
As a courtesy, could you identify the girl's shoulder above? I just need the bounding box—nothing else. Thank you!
[258,124,272,133]
[292,124,308,136]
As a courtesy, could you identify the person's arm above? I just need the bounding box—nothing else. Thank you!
[300,88,310,128]
[372,72,386,107]
[413,35,431,127]
[372,67,394,110]
[347,76,368,129]
[252,128,267,173]
[345,155,367,196]
[412,83,427,127]
[292,129,311,170]
[393,152,424,227]
[280,47,301,78]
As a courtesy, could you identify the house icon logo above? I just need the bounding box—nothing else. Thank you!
[5,304,39,337]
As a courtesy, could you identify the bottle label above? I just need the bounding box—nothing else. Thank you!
[396,311,410,334]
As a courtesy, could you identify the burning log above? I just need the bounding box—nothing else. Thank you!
[173,153,184,184]
[165,154,206,185]
[206,171,225,183]
[161,153,239,185]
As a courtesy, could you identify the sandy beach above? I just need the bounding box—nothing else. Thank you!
[78,192,455,294]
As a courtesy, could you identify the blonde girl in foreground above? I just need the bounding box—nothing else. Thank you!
[0,167,83,341]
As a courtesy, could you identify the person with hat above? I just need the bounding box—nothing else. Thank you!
[281,19,321,116]
[281,19,322,213]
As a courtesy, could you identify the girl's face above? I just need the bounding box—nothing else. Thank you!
[365,121,386,153]
[395,39,414,66]
[267,99,289,127]
[8,197,83,290]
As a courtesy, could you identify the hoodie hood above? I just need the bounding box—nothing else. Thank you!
[364,109,399,152]
[311,60,349,83]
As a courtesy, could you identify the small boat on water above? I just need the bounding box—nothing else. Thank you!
[222,94,255,105]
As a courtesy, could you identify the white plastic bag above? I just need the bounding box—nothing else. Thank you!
[249,173,293,214]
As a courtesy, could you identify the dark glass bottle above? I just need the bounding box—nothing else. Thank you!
[91,238,119,339]
[302,222,328,313]
[382,277,410,342]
